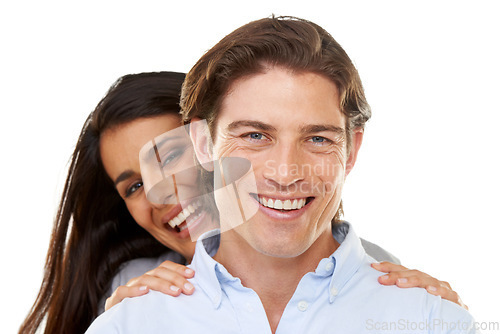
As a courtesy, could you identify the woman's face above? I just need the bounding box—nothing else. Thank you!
[100,114,211,261]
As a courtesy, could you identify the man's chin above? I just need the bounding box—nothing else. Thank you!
[246,237,311,259]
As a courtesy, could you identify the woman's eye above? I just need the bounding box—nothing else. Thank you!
[161,149,182,167]
[125,181,143,197]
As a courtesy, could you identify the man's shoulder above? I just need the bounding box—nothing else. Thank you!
[87,283,234,333]
[117,282,215,313]
[340,257,475,331]
[351,257,448,305]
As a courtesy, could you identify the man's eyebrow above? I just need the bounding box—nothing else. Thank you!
[114,170,135,186]
[299,124,345,136]
[226,120,277,132]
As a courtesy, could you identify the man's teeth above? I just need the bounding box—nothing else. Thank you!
[258,196,306,210]
[168,201,201,228]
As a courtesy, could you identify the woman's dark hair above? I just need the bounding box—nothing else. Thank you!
[19,71,186,334]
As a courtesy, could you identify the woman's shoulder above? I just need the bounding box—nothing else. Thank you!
[360,238,400,264]
[113,251,185,287]
[98,250,185,314]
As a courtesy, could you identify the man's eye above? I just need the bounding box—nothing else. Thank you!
[125,181,143,197]
[308,136,333,146]
[244,132,269,142]
[311,136,325,143]
[249,133,263,140]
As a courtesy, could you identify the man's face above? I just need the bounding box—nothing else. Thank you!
[210,67,358,258]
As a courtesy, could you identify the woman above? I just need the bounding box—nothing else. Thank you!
[20,71,464,334]
[20,72,189,334]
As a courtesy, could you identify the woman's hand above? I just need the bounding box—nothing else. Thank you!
[105,260,195,311]
[371,261,468,310]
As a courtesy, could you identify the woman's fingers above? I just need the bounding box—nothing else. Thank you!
[105,285,149,311]
[371,261,468,309]
[138,266,195,295]
[157,260,195,279]
[104,261,196,311]
[376,268,431,286]
[371,261,408,273]
[425,282,469,310]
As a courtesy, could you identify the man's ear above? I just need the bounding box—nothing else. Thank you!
[345,127,364,177]
[189,118,214,171]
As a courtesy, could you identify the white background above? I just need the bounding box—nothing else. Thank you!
[1,0,499,333]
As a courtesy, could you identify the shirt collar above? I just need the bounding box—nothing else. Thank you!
[190,229,224,309]
[191,222,366,308]
[328,221,366,303]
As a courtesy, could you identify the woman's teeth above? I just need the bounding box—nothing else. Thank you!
[178,210,202,232]
[258,196,307,210]
[167,201,201,228]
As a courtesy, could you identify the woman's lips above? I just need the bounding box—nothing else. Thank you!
[166,201,202,228]
[162,200,208,239]
[176,209,207,239]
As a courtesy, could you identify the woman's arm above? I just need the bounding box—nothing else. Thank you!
[372,261,468,309]
[361,238,467,309]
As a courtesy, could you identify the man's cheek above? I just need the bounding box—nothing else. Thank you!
[214,139,243,159]
[213,156,259,233]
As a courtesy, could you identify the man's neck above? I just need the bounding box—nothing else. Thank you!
[213,229,339,333]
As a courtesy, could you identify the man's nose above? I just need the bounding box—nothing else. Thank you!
[263,143,305,188]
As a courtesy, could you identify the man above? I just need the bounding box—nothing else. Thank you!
[87,16,475,333]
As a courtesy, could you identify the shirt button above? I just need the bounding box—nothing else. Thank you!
[325,262,334,271]
[245,302,254,312]
[330,287,338,296]
[297,300,309,312]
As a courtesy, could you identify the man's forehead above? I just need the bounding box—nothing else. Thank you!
[224,66,338,95]
[212,67,345,137]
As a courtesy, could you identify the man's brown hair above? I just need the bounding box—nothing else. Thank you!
[181,15,371,150]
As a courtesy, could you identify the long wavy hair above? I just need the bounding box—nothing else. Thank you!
[19,71,186,334]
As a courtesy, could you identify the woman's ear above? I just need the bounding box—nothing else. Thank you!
[189,118,214,171]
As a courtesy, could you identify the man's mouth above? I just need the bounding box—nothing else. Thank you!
[167,201,203,232]
[254,194,313,211]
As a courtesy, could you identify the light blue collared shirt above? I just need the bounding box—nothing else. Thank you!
[86,223,475,333]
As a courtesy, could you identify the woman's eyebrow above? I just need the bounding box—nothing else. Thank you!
[142,135,186,162]
[114,170,135,186]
